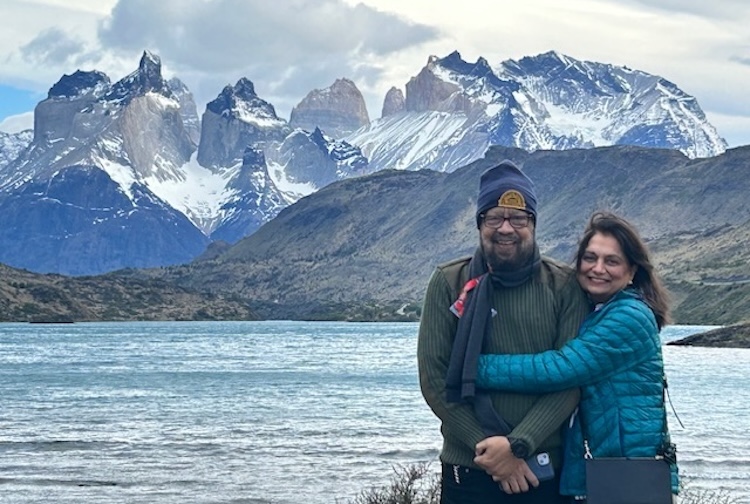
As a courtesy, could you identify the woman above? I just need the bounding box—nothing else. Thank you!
[475,211,678,500]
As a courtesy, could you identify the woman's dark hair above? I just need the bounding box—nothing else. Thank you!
[575,211,672,329]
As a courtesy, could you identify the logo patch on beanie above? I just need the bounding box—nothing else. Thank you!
[498,190,526,210]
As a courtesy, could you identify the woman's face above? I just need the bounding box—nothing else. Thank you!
[577,232,636,303]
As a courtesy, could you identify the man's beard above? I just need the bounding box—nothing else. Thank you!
[482,233,536,272]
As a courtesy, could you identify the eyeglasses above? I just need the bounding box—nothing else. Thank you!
[481,212,532,229]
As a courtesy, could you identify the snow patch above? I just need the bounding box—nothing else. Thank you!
[268,160,316,197]
[145,91,179,110]
[233,101,286,128]
[143,153,234,234]
[93,156,138,200]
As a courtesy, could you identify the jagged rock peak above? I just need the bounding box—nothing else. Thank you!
[229,77,257,100]
[106,50,175,103]
[310,126,326,144]
[197,78,289,168]
[320,78,359,99]
[381,87,405,118]
[434,50,466,69]
[167,77,189,94]
[433,51,494,79]
[289,77,370,137]
[530,50,572,66]
[206,77,279,119]
[405,55,464,113]
[48,70,110,99]
[294,78,368,111]
[139,50,162,80]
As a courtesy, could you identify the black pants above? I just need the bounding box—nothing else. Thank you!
[440,463,568,504]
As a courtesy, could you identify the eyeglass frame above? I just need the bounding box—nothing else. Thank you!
[480,210,534,229]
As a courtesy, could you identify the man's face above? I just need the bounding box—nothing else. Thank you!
[479,206,536,271]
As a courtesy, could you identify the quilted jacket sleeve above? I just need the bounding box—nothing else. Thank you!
[476,296,659,393]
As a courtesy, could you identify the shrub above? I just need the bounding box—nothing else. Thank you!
[345,463,440,504]
[347,463,739,504]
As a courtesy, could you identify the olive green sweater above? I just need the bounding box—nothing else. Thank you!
[417,255,589,470]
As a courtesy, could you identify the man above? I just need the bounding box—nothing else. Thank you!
[417,160,589,503]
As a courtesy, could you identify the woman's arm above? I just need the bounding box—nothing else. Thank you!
[476,298,659,393]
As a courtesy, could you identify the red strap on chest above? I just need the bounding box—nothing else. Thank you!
[449,276,482,317]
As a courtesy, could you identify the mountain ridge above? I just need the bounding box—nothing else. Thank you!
[0,49,732,276]
[139,144,750,324]
[1,143,749,324]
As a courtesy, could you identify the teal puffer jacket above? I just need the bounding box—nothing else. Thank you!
[476,288,678,496]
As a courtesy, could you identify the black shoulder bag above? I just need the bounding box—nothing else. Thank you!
[582,377,677,504]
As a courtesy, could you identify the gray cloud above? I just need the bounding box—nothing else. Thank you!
[95,0,441,119]
[621,0,749,19]
[97,0,439,74]
[20,27,86,66]
[730,55,750,66]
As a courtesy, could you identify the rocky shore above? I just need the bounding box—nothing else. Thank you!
[667,322,750,348]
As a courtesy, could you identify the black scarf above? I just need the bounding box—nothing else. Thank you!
[445,245,541,435]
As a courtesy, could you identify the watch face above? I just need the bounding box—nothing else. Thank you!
[511,439,529,458]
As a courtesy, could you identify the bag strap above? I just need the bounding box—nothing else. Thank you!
[580,375,675,461]
[660,375,679,464]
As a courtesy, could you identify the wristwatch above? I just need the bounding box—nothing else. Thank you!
[508,437,530,459]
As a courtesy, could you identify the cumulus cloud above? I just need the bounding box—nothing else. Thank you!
[99,0,438,65]
[18,26,103,71]
[5,0,747,144]
[94,0,440,118]
[20,27,86,65]
[98,1,436,74]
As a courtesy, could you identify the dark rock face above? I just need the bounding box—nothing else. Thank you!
[25,50,196,182]
[197,78,291,168]
[48,70,110,99]
[277,127,368,188]
[34,71,110,143]
[0,165,208,275]
[106,51,175,105]
[404,61,461,113]
[209,146,290,243]
[289,78,370,138]
[381,87,405,117]
[168,77,201,146]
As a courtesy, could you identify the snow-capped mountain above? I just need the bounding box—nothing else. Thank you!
[0,49,728,275]
[209,146,293,244]
[197,77,291,169]
[0,51,210,275]
[0,130,32,169]
[0,51,374,274]
[273,127,368,188]
[347,51,726,173]
[495,51,727,158]
[0,164,208,275]
[3,51,196,189]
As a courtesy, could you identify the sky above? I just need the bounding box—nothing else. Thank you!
[1,0,749,148]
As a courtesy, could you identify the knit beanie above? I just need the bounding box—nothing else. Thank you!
[475,160,537,228]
